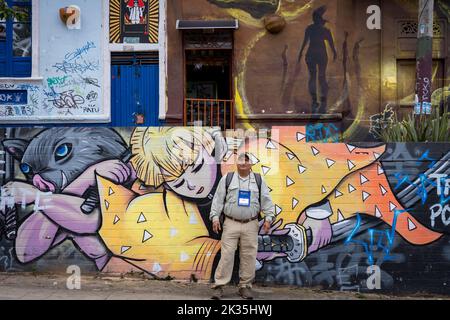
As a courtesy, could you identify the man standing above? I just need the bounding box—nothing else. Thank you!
[210,153,275,300]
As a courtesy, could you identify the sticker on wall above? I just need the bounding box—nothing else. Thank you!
[59,5,81,30]
[110,0,159,44]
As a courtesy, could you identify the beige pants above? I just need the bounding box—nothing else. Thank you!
[213,218,259,288]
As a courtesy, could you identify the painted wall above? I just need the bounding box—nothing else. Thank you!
[0,126,449,294]
[166,0,450,141]
[0,0,105,122]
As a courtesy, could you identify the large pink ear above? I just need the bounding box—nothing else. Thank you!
[2,139,29,161]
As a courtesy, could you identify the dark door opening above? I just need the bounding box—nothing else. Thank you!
[185,49,231,100]
[183,30,234,130]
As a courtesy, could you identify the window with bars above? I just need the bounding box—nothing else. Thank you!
[0,0,32,77]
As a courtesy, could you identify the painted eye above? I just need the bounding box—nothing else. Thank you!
[20,163,32,175]
[55,143,72,161]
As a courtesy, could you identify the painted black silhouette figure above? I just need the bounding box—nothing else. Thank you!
[298,6,337,114]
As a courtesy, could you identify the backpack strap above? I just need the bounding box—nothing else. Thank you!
[224,172,234,203]
[254,172,262,205]
[219,172,235,221]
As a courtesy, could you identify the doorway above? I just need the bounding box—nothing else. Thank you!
[183,29,234,130]
[111,52,160,126]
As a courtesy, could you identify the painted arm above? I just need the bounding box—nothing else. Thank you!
[326,29,337,61]
[63,159,134,197]
[15,211,61,263]
[2,181,100,234]
[297,28,310,62]
[39,194,101,234]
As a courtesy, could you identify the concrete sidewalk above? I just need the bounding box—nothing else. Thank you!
[0,273,447,300]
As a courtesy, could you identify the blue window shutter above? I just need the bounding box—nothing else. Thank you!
[1,0,32,77]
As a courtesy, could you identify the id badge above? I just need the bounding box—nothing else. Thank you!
[238,190,251,207]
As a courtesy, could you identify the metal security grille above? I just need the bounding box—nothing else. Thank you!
[111,52,159,65]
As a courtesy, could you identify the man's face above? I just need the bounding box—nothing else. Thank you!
[237,156,252,172]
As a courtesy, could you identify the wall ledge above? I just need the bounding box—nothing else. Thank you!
[236,113,343,121]
[0,77,44,82]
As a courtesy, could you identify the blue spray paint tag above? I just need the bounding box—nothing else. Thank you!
[238,190,251,207]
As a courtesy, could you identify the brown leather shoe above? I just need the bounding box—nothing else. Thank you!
[211,286,224,300]
[238,287,254,300]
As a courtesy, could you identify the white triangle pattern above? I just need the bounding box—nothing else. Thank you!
[286,176,295,187]
[296,132,306,141]
[389,202,397,212]
[292,198,299,209]
[362,191,371,201]
[286,152,295,160]
[137,213,147,223]
[153,263,162,273]
[337,209,345,222]
[326,158,336,168]
[346,144,356,153]
[347,159,356,171]
[248,153,260,164]
[266,140,277,150]
[375,206,382,218]
[360,173,369,185]
[275,205,282,215]
[142,230,153,243]
[261,166,271,175]
[121,246,131,254]
[377,165,384,175]
[408,218,417,231]
[180,252,189,262]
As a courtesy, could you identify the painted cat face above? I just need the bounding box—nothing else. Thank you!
[3,127,129,193]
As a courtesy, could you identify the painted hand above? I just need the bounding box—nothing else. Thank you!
[94,160,131,185]
[2,181,41,205]
[256,219,289,269]
[302,217,332,254]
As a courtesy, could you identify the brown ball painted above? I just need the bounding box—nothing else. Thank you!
[264,14,286,34]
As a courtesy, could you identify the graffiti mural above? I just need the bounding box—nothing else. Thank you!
[168,0,449,142]
[0,0,105,121]
[0,126,449,294]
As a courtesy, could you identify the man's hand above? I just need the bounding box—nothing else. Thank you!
[262,220,271,234]
[213,220,222,234]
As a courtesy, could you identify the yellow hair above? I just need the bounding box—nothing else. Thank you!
[130,127,216,187]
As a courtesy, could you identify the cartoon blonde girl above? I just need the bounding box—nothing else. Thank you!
[96,127,228,280]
